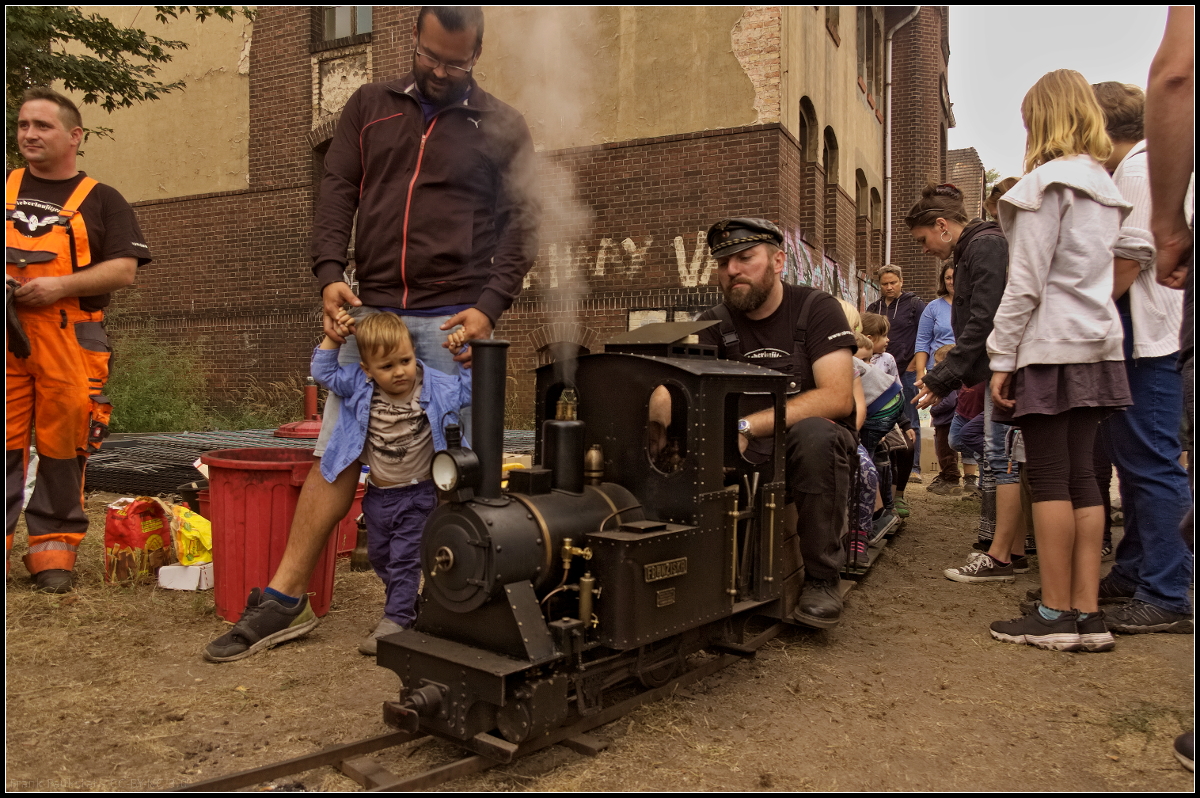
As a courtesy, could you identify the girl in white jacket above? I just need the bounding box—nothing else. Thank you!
[986,69,1133,653]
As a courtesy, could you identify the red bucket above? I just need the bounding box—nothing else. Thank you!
[200,448,354,622]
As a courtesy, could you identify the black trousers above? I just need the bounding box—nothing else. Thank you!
[785,416,857,582]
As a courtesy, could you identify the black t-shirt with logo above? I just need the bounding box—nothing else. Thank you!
[7,171,151,311]
[698,283,857,426]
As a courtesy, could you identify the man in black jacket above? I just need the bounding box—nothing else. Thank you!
[867,266,925,481]
[205,6,539,662]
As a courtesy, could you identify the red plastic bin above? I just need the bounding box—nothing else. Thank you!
[200,448,357,622]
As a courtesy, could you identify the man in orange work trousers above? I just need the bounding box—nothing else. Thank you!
[6,87,151,593]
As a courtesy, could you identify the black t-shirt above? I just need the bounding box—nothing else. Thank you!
[698,284,857,424]
[8,171,151,310]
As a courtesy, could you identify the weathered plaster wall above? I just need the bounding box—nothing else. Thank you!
[780,6,884,198]
[67,6,251,203]
[474,7,758,151]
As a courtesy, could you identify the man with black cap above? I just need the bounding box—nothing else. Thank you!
[696,218,858,628]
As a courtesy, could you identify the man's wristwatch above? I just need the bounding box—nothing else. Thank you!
[737,418,754,441]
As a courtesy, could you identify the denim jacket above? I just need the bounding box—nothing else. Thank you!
[310,347,472,483]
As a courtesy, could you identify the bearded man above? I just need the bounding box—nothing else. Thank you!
[696,218,858,628]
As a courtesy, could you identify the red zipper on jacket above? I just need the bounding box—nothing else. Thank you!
[399,116,438,308]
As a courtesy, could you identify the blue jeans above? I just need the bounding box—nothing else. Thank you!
[982,391,1020,487]
[948,414,978,465]
[900,370,921,472]
[363,479,438,626]
[1100,351,1192,615]
[315,308,469,457]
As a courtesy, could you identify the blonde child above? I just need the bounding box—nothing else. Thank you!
[987,69,1132,653]
[312,311,472,655]
[861,310,917,514]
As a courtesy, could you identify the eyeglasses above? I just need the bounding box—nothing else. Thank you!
[414,41,476,77]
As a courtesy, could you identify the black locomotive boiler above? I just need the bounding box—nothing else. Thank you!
[377,323,811,761]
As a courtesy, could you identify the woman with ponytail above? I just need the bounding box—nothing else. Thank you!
[906,183,1028,584]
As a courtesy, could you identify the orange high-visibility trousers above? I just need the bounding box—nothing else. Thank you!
[6,169,113,575]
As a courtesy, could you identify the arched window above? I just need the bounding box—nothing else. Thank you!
[823,127,839,186]
[798,97,818,163]
[855,170,869,217]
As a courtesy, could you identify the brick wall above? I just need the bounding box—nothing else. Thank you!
[887,6,949,301]
[110,6,939,418]
[498,124,793,420]
[948,146,985,220]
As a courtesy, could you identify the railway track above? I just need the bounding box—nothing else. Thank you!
[174,623,784,792]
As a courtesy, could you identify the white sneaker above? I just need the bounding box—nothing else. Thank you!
[358,617,406,656]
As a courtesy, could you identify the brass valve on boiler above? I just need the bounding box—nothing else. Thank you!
[560,537,592,571]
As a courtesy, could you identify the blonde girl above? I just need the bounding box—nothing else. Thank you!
[986,69,1132,653]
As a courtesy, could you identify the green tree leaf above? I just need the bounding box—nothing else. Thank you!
[6,6,253,167]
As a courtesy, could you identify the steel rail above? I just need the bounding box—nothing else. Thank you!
[172,622,782,792]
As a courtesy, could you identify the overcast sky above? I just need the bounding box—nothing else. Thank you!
[947,6,1170,179]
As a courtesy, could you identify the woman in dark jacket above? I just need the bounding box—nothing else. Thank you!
[906,183,1027,582]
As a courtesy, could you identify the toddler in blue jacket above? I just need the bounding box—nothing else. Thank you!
[312,310,471,655]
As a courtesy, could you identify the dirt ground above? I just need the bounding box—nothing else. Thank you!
[5,487,1194,792]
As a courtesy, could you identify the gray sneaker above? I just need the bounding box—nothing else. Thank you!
[945,551,1015,583]
[358,617,406,656]
[203,588,319,662]
[1105,600,1194,634]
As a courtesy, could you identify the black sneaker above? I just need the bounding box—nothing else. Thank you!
[1011,555,1030,574]
[1077,610,1115,652]
[990,605,1082,651]
[1104,600,1194,635]
[927,476,961,496]
[1097,574,1136,604]
[203,588,319,662]
[944,551,1015,583]
[845,530,870,573]
[1024,576,1134,609]
[791,579,843,629]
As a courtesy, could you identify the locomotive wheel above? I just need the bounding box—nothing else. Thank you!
[636,640,683,688]
[638,659,680,689]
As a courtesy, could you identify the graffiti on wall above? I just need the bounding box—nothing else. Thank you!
[780,230,850,298]
[525,229,871,307]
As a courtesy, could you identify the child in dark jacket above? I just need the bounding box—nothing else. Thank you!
[928,344,962,495]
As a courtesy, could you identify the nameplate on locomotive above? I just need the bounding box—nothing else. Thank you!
[656,588,676,607]
[644,557,687,583]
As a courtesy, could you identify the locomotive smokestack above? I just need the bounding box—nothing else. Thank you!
[471,339,509,500]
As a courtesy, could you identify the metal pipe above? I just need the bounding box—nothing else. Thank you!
[884,6,922,266]
[543,419,585,494]
[470,339,509,500]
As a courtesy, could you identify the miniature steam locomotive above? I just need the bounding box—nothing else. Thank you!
[376,323,813,761]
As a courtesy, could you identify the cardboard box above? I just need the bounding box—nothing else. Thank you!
[158,562,214,591]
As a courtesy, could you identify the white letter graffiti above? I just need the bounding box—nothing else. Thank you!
[621,236,652,274]
[674,231,715,288]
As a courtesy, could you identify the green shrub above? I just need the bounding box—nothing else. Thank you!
[208,375,310,431]
[106,332,208,433]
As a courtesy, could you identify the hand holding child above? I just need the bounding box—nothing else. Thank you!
[446,328,468,356]
[319,309,357,350]
[332,308,356,340]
